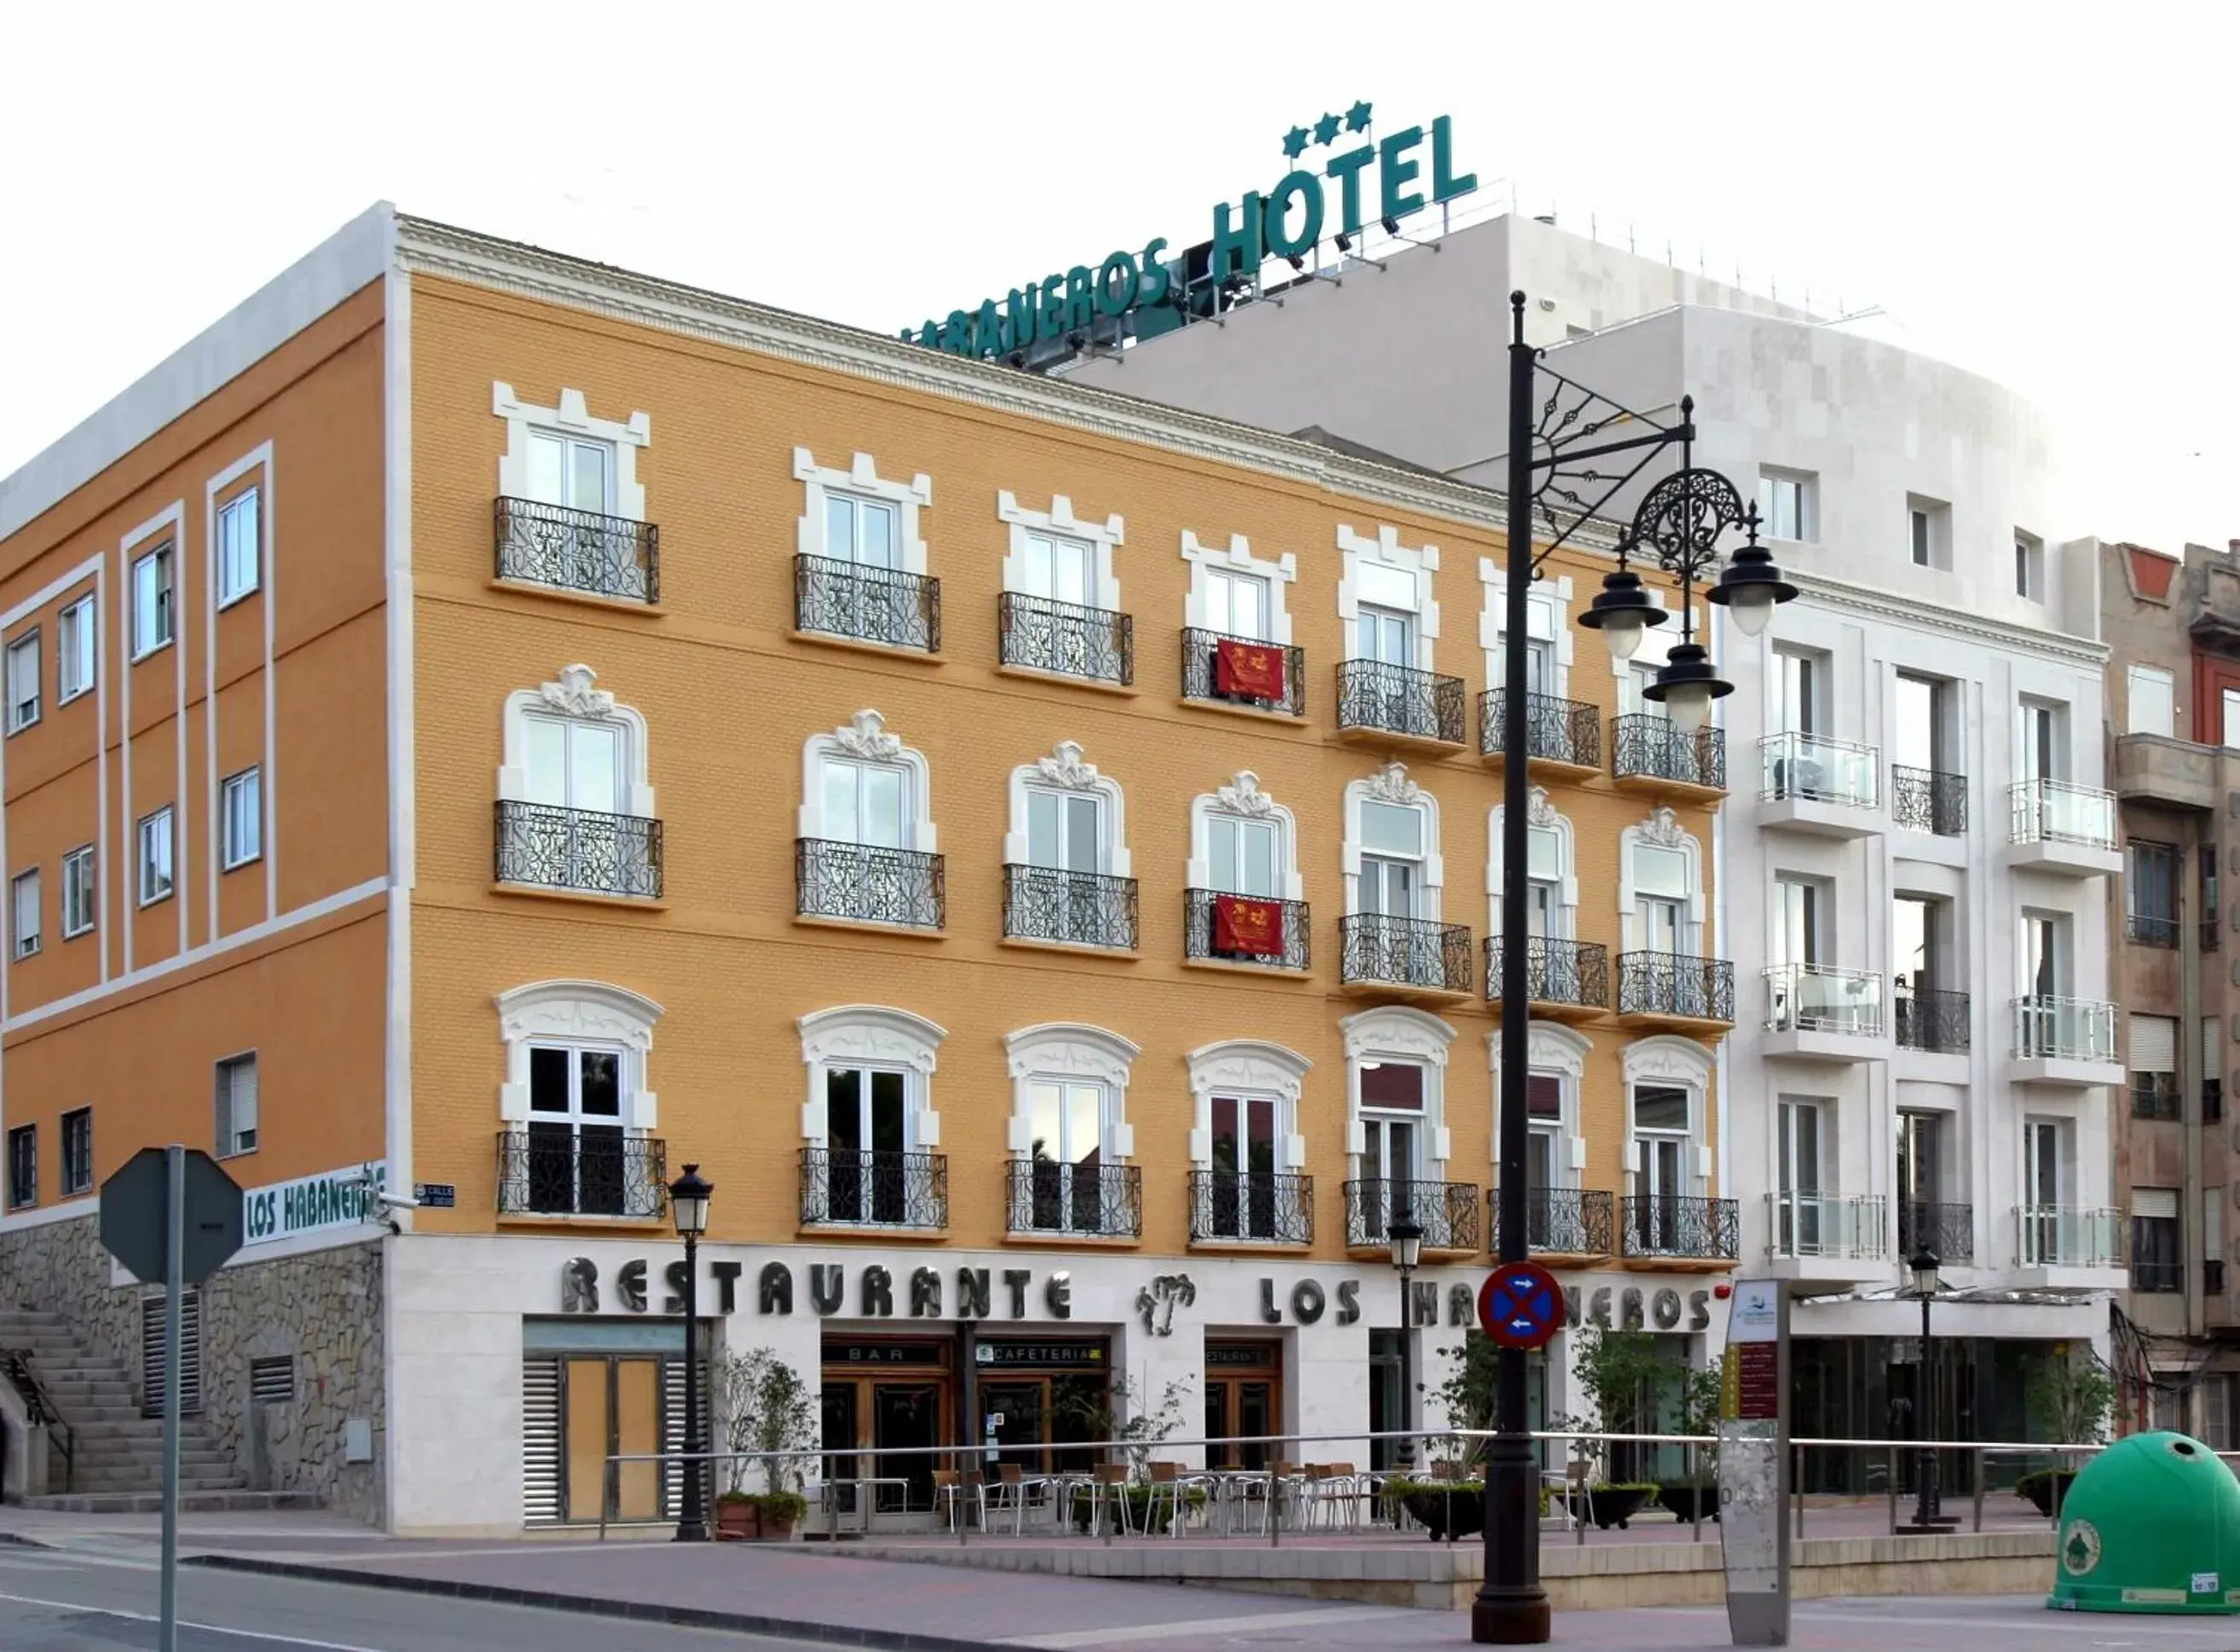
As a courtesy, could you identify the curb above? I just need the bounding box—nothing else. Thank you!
[182,1552,1019,1652]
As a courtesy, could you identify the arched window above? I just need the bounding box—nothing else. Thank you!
[1619,807,1706,954]
[1185,771,1306,969]
[1340,1006,1457,1245]
[1003,1022,1139,1236]
[798,711,941,929]
[1623,1036,1714,1253]
[1487,1022,1592,1193]
[797,1005,947,1229]
[494,979,662,1219]
[1186,1038,1312,1243]
[1488,787,1579,939]
[1342,762,1444,920]
[497,666,658,898]
[1003,742,1134,950]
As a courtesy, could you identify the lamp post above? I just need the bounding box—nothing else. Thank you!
[1388,1214,1424,1470]
[1908,1247,1943,1530]
[669,1162,713,1544]
[1478,292,1798,1645]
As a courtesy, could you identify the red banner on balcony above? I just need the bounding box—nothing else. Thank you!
[1215,638,1285,700]
[1214,894,1285,957]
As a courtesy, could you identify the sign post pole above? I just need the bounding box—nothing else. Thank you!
[1720,1279,1791,1647]
[159,1143,184,1652]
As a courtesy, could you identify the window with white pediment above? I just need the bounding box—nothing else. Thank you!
[1619,806,1706,954]
[496,979,663,1219]
[1489,1022,1591,1192]
[1343,763,1444,921]
[1005,1022,1138,1234]
[1488,787,1578,940]
[1342,1006,1456,1241]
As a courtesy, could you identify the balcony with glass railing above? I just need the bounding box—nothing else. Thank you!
[1764,1193,1888,1284]
[2012,1205,2124,1282]
[1758,732,1882,838]
[2006,779,2120,876]
[2009,995,2122,1084]
[1763,964,1885,1058]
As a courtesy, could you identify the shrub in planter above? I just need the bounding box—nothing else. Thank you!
[1657,1478,1720,1523]
[1565,1482,1658,1530]
[1066,1484,1205,1535]
[715,1489,806,1541]
[2014,1469,2076,1518]
[1381,1479,1488,1541]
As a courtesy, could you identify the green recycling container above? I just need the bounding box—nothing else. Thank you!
[2048,1430,2240,1613]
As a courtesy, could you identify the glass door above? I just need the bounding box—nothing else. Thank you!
[1633,1084,1689,1252]
[1777,1100,1825,1254]
[1025,1079,1106,1233]
[1026,788,1104,940]
[823,757,905,850]
[828,1066,909,1223]
[979,1382,1046,1476]
[872,1383,941,1514]
[820,1382,861,1516]
[1209,814,1279,898]
[525,1045,624,1216]
[1360,1113,1419,1240]
[2020,915,2062,1054]
[1209,1094,1279,1239]
[1020,533,1094,607]
[2024,1118,2066,1262]
[522,714,625,887]
[1206,569,1268,641]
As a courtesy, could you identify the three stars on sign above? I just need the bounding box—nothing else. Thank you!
[1282,100,1372,161]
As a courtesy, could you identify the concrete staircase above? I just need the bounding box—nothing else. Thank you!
[0,1307,315,1512]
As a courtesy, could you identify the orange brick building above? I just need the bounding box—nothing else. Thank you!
[0,206,1736,1532]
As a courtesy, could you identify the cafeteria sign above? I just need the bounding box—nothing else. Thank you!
[243,1161,384,1247]
[902,99,1475,360]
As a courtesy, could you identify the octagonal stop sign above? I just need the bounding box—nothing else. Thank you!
[99,1147,244,1286]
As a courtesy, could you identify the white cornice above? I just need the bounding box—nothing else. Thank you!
[1786,569,2107,667]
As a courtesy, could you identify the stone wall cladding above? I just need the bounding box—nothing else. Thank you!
[0,1215,386,1526]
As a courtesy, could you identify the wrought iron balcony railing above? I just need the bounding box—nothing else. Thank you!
[494,497,659,604]
[1339,913,1473,993]
[1765,1193,1887,1259]
[1003,865,1139,950]
[494,800,663,899]
[1612,713,1726,790]
[1760,731,1880,809]
[795,839,944,928]
[2007,777,2116,850]
[999,592,1132,684]
[2131,1073,2182,1121]
[2014,1205,2122,1268]
[1509,1187,1614,1256]
[2011,994,2118,1062]
[1344,1180,1482,1252]
[1484,936,1608,1009]
[1891,765,1967,835]
[2126,911,2179,948]
[1188,1170,1314,1245]
[1181,629,1305,718]
[1336,659,1465,744]
[1005,1160,1142,1238]
[1897,1199,1974,1265]
[496,1128,667,1220]
[1764,963,1884,1037]
[1479,690,1600,767]
[800,1147,948,1230]
[794,553,940,651]
[1617,950,1735,1022]
[1893,985,1971,1054]
[1619,1194,1740,1261]
[1183,889,1310,971]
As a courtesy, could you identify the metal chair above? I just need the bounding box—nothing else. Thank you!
[980,1462,1030,1535]
[1086,1463,1135,1536]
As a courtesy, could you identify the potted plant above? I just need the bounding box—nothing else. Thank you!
[1656,1363,1725,1523]
[712,1347,819,1540]
[1380,1476,1488,1540]
[2019,1345,2113,1518]
[1567,1481,1660,1529]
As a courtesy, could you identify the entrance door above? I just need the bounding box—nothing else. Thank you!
[2024,1118,2067,1262]
[1368,1330,1403,1470]
[873,1383,941,1513]
[1204,1343,1283,1470]
[820,1339,955,1519]
[820,1382,861,1515]
[979,1381,1048,1475]
[563,1355,662,1525]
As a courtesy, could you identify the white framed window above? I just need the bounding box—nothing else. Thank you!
[1181,529,1297,645]
[1623,1037,1712,1209]
[2016,529,2046,601]
[493,384,650,521]
[1190,774,1305,901]
[1337,523,1439,670]
[1774,1096,1831,1253]
[1003,741,1130,875]
[822,749,909,848]
[795,450,932,575]
[5,631,38,732]
[1619,807,1705,953]
[798,713,939,927]
[1005,1023,1137,1235]
[132,544,174,658]
[2127,665,2175,737]
[1205,567,1270,639]
[61,846,94,939]
[1757,468,1816,541]
[1490,1020,1591,1192]
[216,487,262,604]
[1480,560,1575,699]
[1000,492,1126,614]
[136,808,174,906]
[1342,1006,1456,1243]
[527,431,614,514]
[1343,763,1442,920]
[499,666,656,817]
[215,1052,258,1158]
[1488,788,1579,941]
[1186,1037,1312,1192]
[497,978,661,1133]
[826,491,901,569]
[10,869,38,959]
[56,597,94,703]
[1906,495,1950,570]
[798,1005,946,1226]
[221,767,263,870]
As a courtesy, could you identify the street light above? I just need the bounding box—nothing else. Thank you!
[1909,1246,1943,1531]
[1479,292,1798,1645]
[1388,1214,1425,1470]
[670,1162,714,1544]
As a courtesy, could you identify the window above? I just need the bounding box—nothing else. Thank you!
[10,869,38,960]
[221,768,263,869]
[2020,1116,2071,1259]
[1525,1073,1563,1193]
[1342,1006,1456,1245]
[2226,688,2240,753]
[5,631,38,732]
[1359,1060,1425,1238]
[2129,1014,2179,1119]
[1631,1082,1693,1234]
[2127,840,2180,946]
[2127,665,2175,737]
[1524,823,1563,938]
[132,544,174,657]
[1775,1098,1828,1253]
[2206,1375,2236,1453]
[5,1124,32,1209]
[525,1042,628,1216]
[1905,496,1950,569]
[1209,812,1280,898]
[823,753,906,848]
[137,808,174,905]
[56,597,94,703]
[1358,798,1424,918]
[827,492,900,570]
[528,430,614,514]
[2017,697,2064,783]
[525,714,623,817]
[61,846,94,939]
[215,1053,258,1158]
[2015,530,2045,601]
[1757,469,1814,540]
[2205,846,2222,949]
[1892,673,1953,773]
[1633,843,1691,953]
[798,1004,944,1227]
[2131,1187,2181,1291]
[1909,508,1931,566]
[1769,648,1822,736]
[60,1107,90,1197]
[1205,567,1270,640]
[1026,787,1103,874]
[1354,560,1418,666]
[1010,1024,1134,1236]
[217,488,261,604]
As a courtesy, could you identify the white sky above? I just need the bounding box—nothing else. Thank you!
[4,2,2233,552]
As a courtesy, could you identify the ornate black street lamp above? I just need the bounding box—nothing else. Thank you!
[1478,292,1798,1644]
[669,1162,714,1543]
[1389,1213,1424,1470]
[1908,1247,1943,1530]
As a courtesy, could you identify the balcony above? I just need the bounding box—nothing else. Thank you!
[1764,1193,1889,1288]
[2126,911,2179,949]
[494,497,659,605]
[1338,913,1474,999]
[1336,659,1466,751]
[495,1128,667,1221]
[2111,731,2219,812]
[794,553,940,653]
[1758,732,1883,838]
[1762,964,1885,1060]
[2009,995,2122,1087]
[1002,865,1138,951]
[1004,1161,1142,1239]
[2006,779,2121,877]
[1188,1170,1313,1247]
[1183,889,1310,973]
[2130,1073,2182,1122]
[1615,950,1735,1029]
[999,592,1132,686]
[1514,1187,1614,1258]
[1484,936,1608,1021]
[1344,1180,1482,1254]
[2012,1205,2125,1289]
[1897,1199,1974,1266]
[1618,1194,1740,1265]
[494,801,663,900]
[1890,765,1968,837]
[1181,629,1304,718]
[800,1147,948,1231]
[795,839,944,930]
[1479,690,1600,774]
[1611,713,1726,796]
[1893,985,1971,1056]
